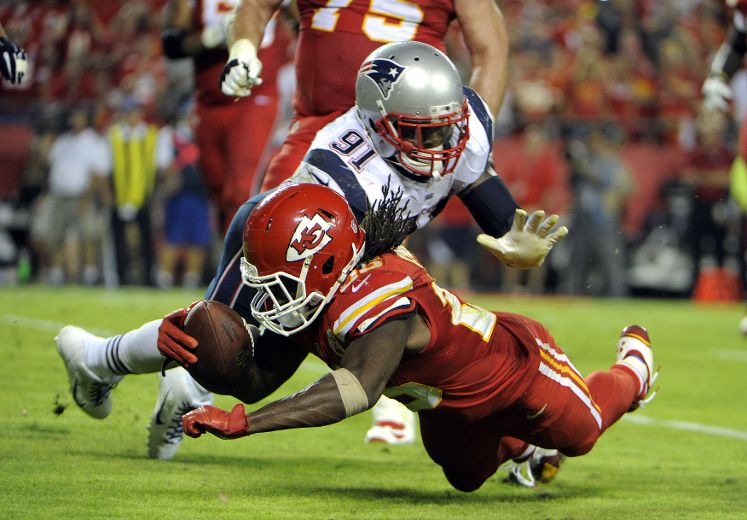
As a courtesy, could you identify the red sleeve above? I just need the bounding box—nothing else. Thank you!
[330,270,417,342]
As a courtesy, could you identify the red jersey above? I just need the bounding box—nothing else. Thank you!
[297,248,539,421]
[293,0,455,117]
[193,0,291,106]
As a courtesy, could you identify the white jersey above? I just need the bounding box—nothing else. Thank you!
[291,87,494,230]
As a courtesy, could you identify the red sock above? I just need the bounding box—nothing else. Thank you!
[586,366,639,431]
[497,436,532,466]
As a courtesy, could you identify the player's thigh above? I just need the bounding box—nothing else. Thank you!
[503,314,602,454]
[196,104,229,193]
[419,410,502,474]
[225,98,281,198]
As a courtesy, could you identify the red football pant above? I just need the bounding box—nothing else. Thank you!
[419,322,639,492]
[260,111,343,191]
[196,96,280,230]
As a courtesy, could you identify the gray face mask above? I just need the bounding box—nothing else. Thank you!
[277,310,304,329]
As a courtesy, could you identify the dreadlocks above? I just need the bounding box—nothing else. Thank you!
[359,182,415,263]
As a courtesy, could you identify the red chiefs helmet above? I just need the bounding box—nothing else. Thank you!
[240,183,366,336]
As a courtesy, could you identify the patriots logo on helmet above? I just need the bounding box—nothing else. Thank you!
[360,59,406,99]
[287,213,334,262]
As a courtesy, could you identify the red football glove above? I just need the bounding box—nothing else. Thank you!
[183,404,250,440]
[157,306,199,366]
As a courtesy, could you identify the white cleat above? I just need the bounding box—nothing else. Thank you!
[739,315,747,335]
[365,396,416,445]
[56,325,120,419]
[365,420,417,445]
[616,325,658,410]
[506,447,563,488]
[147,367,213,460]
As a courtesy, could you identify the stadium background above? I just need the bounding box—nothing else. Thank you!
[1,2,747,517]
[0,0,743,299]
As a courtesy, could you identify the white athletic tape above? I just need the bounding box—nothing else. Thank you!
[331,368,369,417]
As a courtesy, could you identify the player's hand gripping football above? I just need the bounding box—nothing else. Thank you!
[702,74,732,112]
[477,208,568,269]
[0,37,27,85]
[220,39,262,97]
[157,304,199,366]
[183,403,250,439]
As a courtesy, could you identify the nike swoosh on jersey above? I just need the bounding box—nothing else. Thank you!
[350,274,371,293]
[526,403,547,420]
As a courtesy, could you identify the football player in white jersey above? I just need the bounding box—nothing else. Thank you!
[55,42,567,470]
[0,21,27,85]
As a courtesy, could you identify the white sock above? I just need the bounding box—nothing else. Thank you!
[85,319,165,380]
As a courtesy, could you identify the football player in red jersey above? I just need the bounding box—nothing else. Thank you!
[701,0,747,334]
[0,20,27,85]
[221,0,508,191]
[702,0,747,113]
[161,0,293,229]
[55,42,562,465]
[175,183,658,492]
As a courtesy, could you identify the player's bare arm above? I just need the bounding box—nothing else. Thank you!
[228,0,282,48]
[231,332,308,404]
[455,0,509,117]
[183,316,423,438]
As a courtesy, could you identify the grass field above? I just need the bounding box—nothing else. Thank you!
[1,286,746,519]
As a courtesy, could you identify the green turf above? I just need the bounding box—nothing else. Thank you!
[1,286,746,519]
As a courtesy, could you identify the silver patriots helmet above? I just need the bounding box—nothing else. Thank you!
[355,41,469,179]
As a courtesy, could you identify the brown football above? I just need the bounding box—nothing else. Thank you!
[182,300,254,396]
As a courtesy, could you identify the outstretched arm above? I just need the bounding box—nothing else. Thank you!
[183,317,414,438]
[231,331,308,404]
[459,164,519,238]
[228,0,282,49]
[703,10,747,112]
[461,167,568,269]
[456,0,509,117]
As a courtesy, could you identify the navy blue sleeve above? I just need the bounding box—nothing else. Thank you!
[304,149,369,222]
[205,190,272,322]
[463,86,493,155]
[458,174,518,238]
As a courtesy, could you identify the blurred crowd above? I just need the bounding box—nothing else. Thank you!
[0,0,744,299]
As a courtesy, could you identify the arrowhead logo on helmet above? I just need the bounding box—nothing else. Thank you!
[359,58,406,99]
[287,214,333,261]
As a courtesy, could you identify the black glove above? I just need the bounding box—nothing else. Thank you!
[0,37,28,85]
